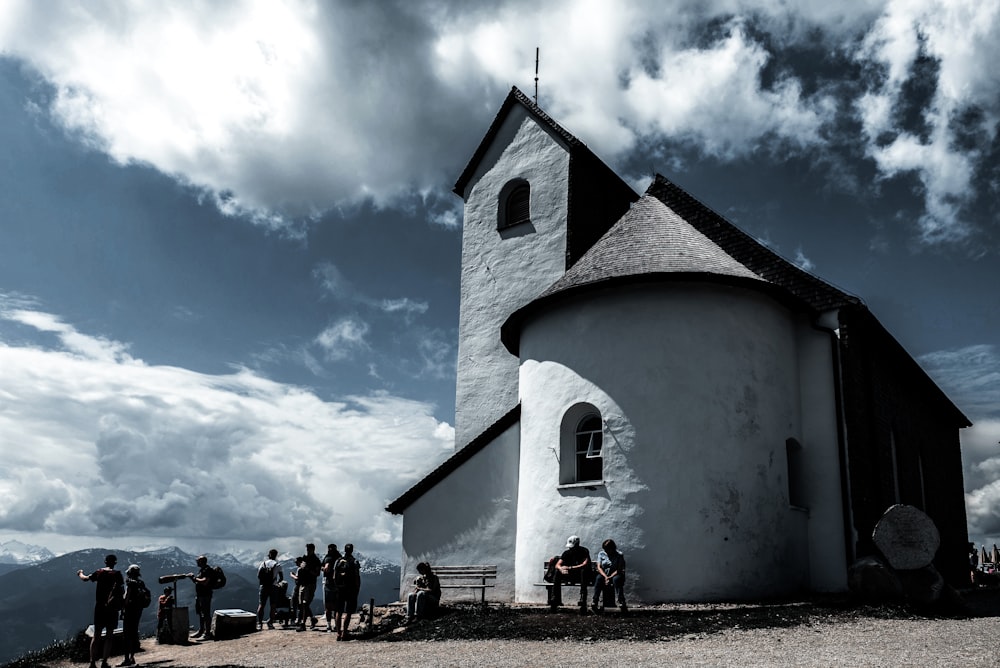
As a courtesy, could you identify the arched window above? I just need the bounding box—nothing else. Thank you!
[575,414,603,483]
[498,179,530,230]
[559,403,603,485]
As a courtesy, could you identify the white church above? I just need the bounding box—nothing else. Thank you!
[387,87,971,603]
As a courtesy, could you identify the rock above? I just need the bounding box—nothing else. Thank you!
[897,565,945,604]
[872,504,940,570]
[848,555,903,600]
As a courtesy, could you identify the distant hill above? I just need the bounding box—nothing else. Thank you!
[0,546,399,665]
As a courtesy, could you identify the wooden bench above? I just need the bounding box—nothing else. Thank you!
[433,565,497,603]
[533,559,596,608]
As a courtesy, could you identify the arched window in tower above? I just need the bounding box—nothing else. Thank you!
[498,179,530,230]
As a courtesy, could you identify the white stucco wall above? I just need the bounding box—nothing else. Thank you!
[454,107,571,447]
[515,282,821,602]
[795,311,849,591]
[398,421,520,602]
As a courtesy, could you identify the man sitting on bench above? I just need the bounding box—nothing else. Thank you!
[549,535,591,613]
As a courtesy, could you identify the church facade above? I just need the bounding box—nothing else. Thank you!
[386,87,971,603]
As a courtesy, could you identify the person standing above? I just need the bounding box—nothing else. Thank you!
[256,548,283,630]
[406,562,441,623]
[331,543,361,640]
[296,543,321,631]
[77,553,124,668]
[553,535,591,613]
[321,543,342,632]
[592,539,627,613]
[120,564,149,666]
[289,556,303,626]
[190,555,214,639]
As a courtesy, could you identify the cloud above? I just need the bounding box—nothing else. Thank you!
[0,300,454,553]
[1,0,997,245]
[793,248,815,272]
[315,316,370,360]
[855,0,1000,243]
[920,344,1000,537]
[920,345,1000,421]
[380,298,429,317]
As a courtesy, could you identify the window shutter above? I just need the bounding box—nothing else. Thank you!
[506,185,530,227]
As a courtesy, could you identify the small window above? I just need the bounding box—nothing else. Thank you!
[575,414,603,482]
[498,179,530,229]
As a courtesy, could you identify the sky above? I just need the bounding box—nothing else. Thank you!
[0,0,999,563]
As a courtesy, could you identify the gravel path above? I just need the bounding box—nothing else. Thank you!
[41,612,1000,667]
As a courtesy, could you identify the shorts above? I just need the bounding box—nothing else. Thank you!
[92,604,118,637]
[334,589,358,614]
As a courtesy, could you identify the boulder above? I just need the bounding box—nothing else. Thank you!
[897,565,945,604]
[872,504,940,570]
[848,555,903,600]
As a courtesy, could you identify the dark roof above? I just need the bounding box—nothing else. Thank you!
[541,194,764,294]
[500,176,860,355]
[453,86,581,197]
[646,174,860,313]
[385,404,521,515]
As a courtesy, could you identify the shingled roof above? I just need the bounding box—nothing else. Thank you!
[539,194,764,293]
[501,175,860,355]
[646,174,860,313]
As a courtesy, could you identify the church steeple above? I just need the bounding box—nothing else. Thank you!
[451,88,636,447]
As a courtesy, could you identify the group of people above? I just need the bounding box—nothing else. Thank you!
[546,535,627,614]
[77,543,363,667]
[77,554,151,668]
[255,542,362,640]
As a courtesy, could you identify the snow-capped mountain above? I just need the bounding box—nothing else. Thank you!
[0,539,55,565]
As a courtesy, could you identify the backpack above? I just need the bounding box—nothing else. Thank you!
[137,580,152,608]
[257,561,274,586]
[210,565,227,589]
[332,558,348,586]
[106,573,125,611]
[333,557,358,587]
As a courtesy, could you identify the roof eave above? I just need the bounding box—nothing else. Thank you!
[501,272,809,357]
[453,86,581,198]
[385,404,522,515]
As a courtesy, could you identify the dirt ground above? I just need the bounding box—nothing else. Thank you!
[372,589,999,642]
[29,589,1000,668]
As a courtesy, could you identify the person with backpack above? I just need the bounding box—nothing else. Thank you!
[321,543,342,632]
[255,548,283,630]
[121,564,150,666]
[77,553,124,668]
[189,555,215,640]
[330,543,361,640]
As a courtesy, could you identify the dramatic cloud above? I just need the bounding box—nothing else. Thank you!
[0,298,454,557]
[855,0,1000,243]
[2,0,996,244]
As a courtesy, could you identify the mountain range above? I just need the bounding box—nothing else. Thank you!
[0,545,400,665]
[0,539,56,576]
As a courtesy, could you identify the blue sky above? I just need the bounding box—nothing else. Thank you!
[1,0,999,562]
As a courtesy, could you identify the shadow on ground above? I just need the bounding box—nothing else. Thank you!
[372,589,1000,643]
